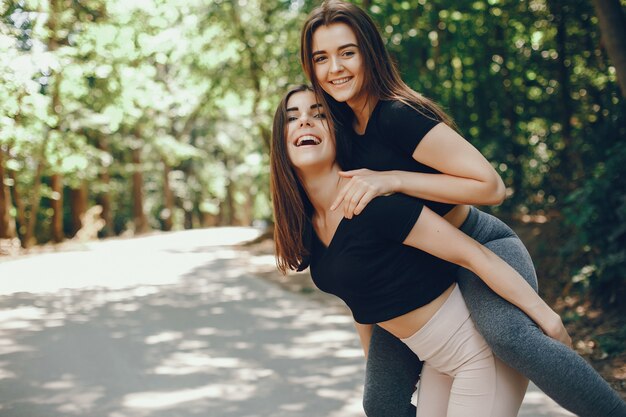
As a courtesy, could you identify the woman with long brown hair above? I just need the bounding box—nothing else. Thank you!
[297,1,626,417]
[271,85,566,416]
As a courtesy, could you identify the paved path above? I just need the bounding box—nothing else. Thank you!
[0,228,574,416]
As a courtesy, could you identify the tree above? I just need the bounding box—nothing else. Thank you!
[591,0,626,97]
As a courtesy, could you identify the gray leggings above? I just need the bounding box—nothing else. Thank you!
[363,207,626,417]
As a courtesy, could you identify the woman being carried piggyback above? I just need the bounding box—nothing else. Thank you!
[289,1,626,416]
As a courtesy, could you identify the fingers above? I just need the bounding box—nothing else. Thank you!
[331,183,351,211]
[563,331,573,348]
[331,173,382,217]
[548,324,572,348]
[338,169,367,178]
[353,191,377,216]
[342,185,364,219]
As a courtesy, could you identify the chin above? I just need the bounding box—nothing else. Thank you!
[328,91,351,103]
[293,158,332,172]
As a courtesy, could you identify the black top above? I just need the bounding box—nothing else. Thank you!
[349,99,457,217]
[310,194,457,324]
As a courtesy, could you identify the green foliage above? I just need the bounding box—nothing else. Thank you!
[564,142,626,306]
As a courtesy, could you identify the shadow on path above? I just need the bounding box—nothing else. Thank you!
[0,248,364,417]
[0,228,576,417]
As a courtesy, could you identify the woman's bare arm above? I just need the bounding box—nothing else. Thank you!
[402,206,571,347]
[332,123,505,218]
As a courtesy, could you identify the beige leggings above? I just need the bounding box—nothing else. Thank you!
[400,285,528,417]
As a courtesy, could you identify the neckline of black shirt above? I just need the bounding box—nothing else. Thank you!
[352,99,383,138]
[312,216,349,250]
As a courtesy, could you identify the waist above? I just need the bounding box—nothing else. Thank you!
[378,283,457,339]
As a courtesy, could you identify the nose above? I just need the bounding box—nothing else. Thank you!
[298,113,314,127]
[330,56,343,73]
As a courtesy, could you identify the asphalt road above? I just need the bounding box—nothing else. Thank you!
[0,228,575,416]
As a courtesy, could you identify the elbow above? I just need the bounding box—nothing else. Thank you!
[480,174,506,206]
[492,177,507,205]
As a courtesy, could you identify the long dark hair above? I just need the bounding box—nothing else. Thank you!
[270,85,316,274]
[300,0,455,131]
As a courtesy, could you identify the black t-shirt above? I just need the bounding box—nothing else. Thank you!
[350,99,456,217]
[310,194,457,324]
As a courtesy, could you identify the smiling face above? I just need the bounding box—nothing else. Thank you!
[311,23,368,110]
[285,90,336,172]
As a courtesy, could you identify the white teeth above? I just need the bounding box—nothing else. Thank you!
[296,135,321,147]
[331,77,351,85]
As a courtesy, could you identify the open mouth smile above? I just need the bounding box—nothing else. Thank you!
[330,77,352,86]
[295,135,322,147]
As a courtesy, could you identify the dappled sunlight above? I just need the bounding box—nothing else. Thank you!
[152,352,244,375]
[0,228,369,416]
[0,360,16,380]
[0,229,262,296]
[521,387,576,416]
[317,388,362,401]
[42,375,76,391]
[0,339,35,355]
[319,314,354,325]
[294,329,356,344]
[176,339,209,350]
[0,306,48,331]
[144,331,183,345]
[279,402,307,412]
[122,383,258,410]
[333,348,363,358]
[264,343,330,360]
[26,380,105,416]
[194,327,241,338]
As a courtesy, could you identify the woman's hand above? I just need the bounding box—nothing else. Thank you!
[540,311,572,348]
[525,303,572,347]
[331,169,400,218]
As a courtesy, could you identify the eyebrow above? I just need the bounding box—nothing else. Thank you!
[312,43,358,56]
[286,103,324,112]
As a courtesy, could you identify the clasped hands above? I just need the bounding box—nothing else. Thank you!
[331,169,400,218]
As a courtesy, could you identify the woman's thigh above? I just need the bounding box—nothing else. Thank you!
[415,363,452,417]
[457,234,544,378]
[363,325,421,417]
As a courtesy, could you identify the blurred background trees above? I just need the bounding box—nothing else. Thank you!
[0,0,624,308]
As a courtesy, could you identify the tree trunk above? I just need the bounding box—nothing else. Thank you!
[50,173,63,243]
[70,182,88,237]
[552,0,583,191]
[591,0,626,98]
[32,0,62,247]
[0,148,16,239]
[224,178,236,226]
[229,3,271,154]
[240,190,253,226]
[23,161,44,248]
[132,146,148,234]
[162,160,173,231]
[494,20,524,203]
[8,169,25,242]
[95,134,113,237]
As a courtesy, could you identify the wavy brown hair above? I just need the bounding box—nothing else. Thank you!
[300,0,455,129]
[270,85,317,274]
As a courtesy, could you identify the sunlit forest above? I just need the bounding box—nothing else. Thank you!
[1,0,625,309]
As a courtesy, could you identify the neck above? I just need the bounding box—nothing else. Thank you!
[348,93,378,134]
[298,163,344,218]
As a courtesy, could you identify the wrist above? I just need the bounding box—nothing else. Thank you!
[390,170,404,193]
[526,301,558,328]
